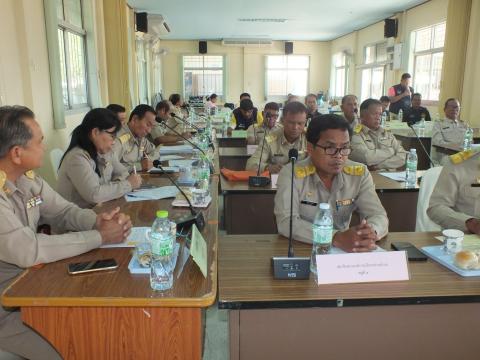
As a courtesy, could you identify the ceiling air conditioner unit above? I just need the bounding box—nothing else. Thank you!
[148,14,171,36]
[222,38,273,47]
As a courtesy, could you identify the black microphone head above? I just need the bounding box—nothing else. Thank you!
[288,148,298,160]
[153,159,161,168]
[155,116,164,123]
[170,112,176,117]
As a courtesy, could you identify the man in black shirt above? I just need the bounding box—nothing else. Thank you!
[404,93,431,125]
[388,73,414,115]
[229,98,263,130]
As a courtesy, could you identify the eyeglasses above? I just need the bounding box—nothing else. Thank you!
[102,129,117,139]
[314,144,351,156]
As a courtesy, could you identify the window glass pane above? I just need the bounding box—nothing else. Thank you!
[64,0,82,28]
[57,0,64,21]
[203,69,223,95]
[266,70,287,96]
[203,56,223,68]
[413,54,432,100]
[415,27,432,52]
[433,22,446,49]
[429,52,443,101]
[365,45,375,64]
[371,66,384,100]
[334,68,345,97]
[65,31,87,106]
[183,69,223,98]
[58,29,69,108]
[267,56,286,69]
[361,69,372,101]
[286,70,308,96]
[183,56,203,68]
[287,56,309,69]
[334,53,345,67]
[376,43,387,62]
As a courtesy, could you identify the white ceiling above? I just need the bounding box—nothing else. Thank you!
[128,0,428,41]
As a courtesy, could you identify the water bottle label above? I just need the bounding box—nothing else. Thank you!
[313,227,333,245]
[406,161,417,171]
[152,238,173,256]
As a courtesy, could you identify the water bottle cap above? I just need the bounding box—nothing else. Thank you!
[410,149,417,153]
[156,210,169,218]
[319,203,330,210]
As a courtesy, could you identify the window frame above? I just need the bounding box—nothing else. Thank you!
[359,41,388,101]
[264,55,310,101]
[331,52,348,98]
[181,55,226,101]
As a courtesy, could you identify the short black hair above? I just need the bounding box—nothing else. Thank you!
[240,99,254,111]
[305,93,317,101]
[444,98,459,109]
[240,92,251,99]
[379,96,390,103]
[106,104,125,114]
[264,102,280,112]
[412,93,422,99]
[360,98,382,112]
[155,100,170,113]
[341,94,357,105]
[209,93,218,100]
[169,93,181,105]
[129,104,156,122]
[401,73,411,80]
[283,101,307,117]
[0,106,34,158]
[306,114,352,145]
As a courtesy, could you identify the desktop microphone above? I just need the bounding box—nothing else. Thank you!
[152,160,205,232]
[170,112,215,151]
[408,125,435,168]
[271,148,310,280]
[248,125,271,187]
[156,117,215,174]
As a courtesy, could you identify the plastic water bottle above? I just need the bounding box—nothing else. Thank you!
[381,111,387,128]
[197,156,210,195]
[310,203,333,276]
[405,149,418,188]
[398,109,403,122]
[463,127,474,151]
[150,210,175,291]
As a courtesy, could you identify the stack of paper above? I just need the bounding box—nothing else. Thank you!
[159,144,194,155]
[125,185,179,202]
[379,171,407,182]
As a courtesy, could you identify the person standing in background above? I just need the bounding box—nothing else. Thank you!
[388,73,414,115]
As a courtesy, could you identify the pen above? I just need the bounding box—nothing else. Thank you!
[133,165,137,175]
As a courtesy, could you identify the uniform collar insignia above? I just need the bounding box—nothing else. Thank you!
[25,170,35,180]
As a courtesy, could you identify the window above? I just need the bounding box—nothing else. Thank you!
[331,52,348,97]
[57,0,88,109]
[183,56,224,100]
[412,22,446,101]
[361,42,387,100]
[266,55,309,98]
[136,40,148,104]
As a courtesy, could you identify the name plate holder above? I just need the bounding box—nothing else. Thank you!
[315,251,409,285]
[272,257,311,280]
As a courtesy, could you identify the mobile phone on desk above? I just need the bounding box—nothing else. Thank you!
[67,258,118,275]
[391,242,428,262]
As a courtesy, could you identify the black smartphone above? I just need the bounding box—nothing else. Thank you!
[391,242,428,262]
[67,258,118,275]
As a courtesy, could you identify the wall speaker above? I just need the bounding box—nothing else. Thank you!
[199,41,207,54]
[285,41,293,55]
[384,19,398,38]
[135,12,148,33]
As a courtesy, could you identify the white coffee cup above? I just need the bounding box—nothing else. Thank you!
[442,229,464,254]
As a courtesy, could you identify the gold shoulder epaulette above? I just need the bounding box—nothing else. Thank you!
[295,165,316,179]
[0,170,6,188]
[119,133,131,144]
[354,124,363,134]
[266,134,277,143]
[449,150,476,164]
[25,170,35,179]
[343,165,365,176]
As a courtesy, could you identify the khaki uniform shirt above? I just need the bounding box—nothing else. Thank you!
[166,107,186,133]
[246,124,281,145]
[57,147,131,208]
[431,118,467,147]
[427,150,480,231]
[0,170,101,317]
[112,125,158,167]
[274,157,388,244]
[149,123,167,142]
[245,127,307,172]
[350,124,408,170]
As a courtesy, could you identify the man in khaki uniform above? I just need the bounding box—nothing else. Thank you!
[427,149,480,233]
[112,104,158,171]
[350,98,408,171]
[340,94,359,129]
[150,100,192,146]
[274,114,388,251]
[432,98,468,147]
[246,101,307,173]
[0,106,131,359]
[246,102,280,145]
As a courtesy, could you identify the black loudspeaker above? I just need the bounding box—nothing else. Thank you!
[136,12,148,33]
[199,41,207,54]
[384,18,398,38]
[285,41,293,55]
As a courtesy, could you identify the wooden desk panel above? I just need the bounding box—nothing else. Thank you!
[217,137,246,148]
[219,147,249,171]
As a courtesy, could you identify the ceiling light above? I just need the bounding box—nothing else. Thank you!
[238,18,288,23]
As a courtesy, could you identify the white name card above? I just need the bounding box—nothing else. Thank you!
[247,145,258,155]
[316,251,409,285]
[270,174,279,189]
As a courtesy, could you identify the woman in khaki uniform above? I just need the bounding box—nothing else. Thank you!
[57,108,142,208]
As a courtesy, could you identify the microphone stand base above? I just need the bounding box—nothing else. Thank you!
[175,212,206,232]
[271,257,311,280]
[248,176,271,187]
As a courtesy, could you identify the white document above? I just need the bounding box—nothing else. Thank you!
[379,171,407,182]
[169,159,196,167]
[160,155,185,161]
[159,144,194,155]
[270,174,279,189]
[148,167,179,174]
[125,185,179,202]
[101,226,150,248]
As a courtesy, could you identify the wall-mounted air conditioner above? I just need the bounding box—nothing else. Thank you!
[222,39,273,47]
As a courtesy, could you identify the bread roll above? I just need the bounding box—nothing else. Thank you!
[454,250,478,269]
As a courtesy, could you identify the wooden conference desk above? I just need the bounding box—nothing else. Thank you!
[219,147,250,170]
[219,233,480,360]
[2,175,219,360]
[221,171,419,234]
[217,135,246,148]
